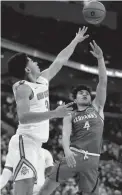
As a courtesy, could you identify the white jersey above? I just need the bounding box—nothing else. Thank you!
[33,148,53,195]
[13,76,49,143]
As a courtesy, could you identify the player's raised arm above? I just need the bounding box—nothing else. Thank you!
[16,85,73,124]
[40,26,89,81]
[90,41,107,118]
[62,115,77,168]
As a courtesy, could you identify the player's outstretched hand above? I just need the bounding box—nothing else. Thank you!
[64,148,77,168]
[90,40,103,59]
[55,102,74,118]
[75,26,89,43]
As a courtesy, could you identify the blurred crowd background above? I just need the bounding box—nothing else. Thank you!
[1,1,122,195]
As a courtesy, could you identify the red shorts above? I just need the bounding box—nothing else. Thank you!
[48,150,100,194]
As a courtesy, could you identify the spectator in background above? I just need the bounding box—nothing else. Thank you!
[62,178,79,195]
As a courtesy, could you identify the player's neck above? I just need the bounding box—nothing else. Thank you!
[77,105,89,111]
[25,74,37,83]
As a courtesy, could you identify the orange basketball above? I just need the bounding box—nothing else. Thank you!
[83,1,106,24]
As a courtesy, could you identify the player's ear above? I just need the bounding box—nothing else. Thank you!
[74,99,77,103]
[25,67,31,74]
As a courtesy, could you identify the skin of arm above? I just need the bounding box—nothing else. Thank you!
[40,27,89,81]
[62,115,72,153]
[91,41,107,119]
[0,169,12,190]
[15,84,72,124]
[62,115,77,168]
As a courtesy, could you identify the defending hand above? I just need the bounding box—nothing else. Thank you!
[74,26,89,43]
[64,148,77,168]
[90,40,103,59]
[55,102,73,118]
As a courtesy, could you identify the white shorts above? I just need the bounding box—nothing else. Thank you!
[5,134,42,183]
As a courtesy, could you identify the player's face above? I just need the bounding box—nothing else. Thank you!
[26,57,41,76]
[75,90,91,106]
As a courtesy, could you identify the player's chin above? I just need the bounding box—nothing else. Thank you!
[37,70,41,75]
[80,101,89,106]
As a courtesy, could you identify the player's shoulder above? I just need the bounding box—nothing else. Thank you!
[13,80,32,98]
[42,148,52,158]
[37,75,49,86]
[91,103,104,120]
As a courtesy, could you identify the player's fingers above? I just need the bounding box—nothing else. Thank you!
[84,34,89,39]
[81,26,85,34]
[93,40,99,50]
[90,42,95,50]
[72,151,78,156]
[65,102,74,107]
[66,155,75,168]
[82,26,85,31]
[90,51,97,57]
[66,108,73,111]
[84,27,88,34]
[70,156,76,167]
[67,158,74,168]
[61,102,65,106]
[66,157,72,168]
[93,40,98,47]
[78,28,81,33]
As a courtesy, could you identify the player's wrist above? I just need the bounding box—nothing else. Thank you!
[97,55,104,60]
[64,147,71,153]
[72,37,79,46]
[50,110,57,118]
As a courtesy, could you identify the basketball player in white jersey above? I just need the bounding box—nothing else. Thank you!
[3,26,89,195]
[0,148,54,195]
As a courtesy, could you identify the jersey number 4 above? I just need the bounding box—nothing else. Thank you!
[83,121,90,130]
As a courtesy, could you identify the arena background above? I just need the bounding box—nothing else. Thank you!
[1,1,122,195]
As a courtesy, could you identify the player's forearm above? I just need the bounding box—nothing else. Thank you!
[0,169,12,190]
[19,110,57,124]
[46,38,79,80]
[62,135,70,151]
[56,37,78,63]
[97,57,107,83]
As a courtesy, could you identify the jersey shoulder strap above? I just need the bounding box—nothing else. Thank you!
[37,75,49,86]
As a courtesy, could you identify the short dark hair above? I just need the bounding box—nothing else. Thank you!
[72,84,92,99]
[8,53,28,79]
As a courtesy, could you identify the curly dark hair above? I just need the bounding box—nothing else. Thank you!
[72,84,92,99]
[8,53,28,79]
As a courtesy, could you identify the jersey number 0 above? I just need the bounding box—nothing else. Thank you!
[45,100,49,110]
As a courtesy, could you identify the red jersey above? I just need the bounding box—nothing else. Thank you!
[70,105,104,154]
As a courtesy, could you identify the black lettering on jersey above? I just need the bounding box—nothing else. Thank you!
[37,90,49,100]
[93,113,97,118]
[44,90,49,98]
[73,112,98,123]
[84,115,88,119]
[37,93,44,100]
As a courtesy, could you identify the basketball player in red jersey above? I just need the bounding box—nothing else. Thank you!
[37,41,107,195]
[2,27,89,195]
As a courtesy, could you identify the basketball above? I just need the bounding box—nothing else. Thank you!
[83,1,106,24]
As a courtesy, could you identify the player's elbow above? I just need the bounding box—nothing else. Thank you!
[19,113,28,124]
[99,77,107,86]
[56,56,67,65]
[19,115,25,124]
[62,134,70,143]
